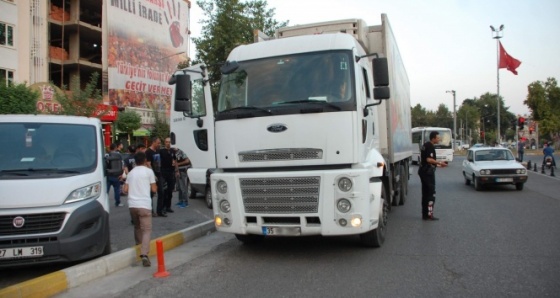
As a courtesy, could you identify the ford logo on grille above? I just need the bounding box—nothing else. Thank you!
[267,123,287,133]
[13,216,25,228]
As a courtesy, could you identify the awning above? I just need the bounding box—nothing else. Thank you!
[133,128,151,137]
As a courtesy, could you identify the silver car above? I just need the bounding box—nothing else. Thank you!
[462,147,528,191]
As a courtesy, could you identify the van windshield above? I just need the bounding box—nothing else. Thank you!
[0,123,97,176]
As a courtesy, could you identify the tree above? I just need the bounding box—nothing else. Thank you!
[0,81,39,114]
[525,77,560,144]
[151,109,170,141]
[193,0,288,106]
[53,72,104,117]
[115,110,142,144]
[411,104,428,128]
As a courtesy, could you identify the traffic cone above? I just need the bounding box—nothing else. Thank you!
[153,239,170,278]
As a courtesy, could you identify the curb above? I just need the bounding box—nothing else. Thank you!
[0,220,216,298]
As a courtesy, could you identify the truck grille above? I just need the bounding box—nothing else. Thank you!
[239,148,323,162]
[240,177,320,214]
[0,213,66,236]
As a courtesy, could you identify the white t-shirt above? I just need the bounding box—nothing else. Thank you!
[125,165,156,210]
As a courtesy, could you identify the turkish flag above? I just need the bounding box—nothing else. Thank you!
[499,41,521,75]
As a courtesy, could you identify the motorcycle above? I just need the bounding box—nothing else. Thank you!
[542,155,555,176]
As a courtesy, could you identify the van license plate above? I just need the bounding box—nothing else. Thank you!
[0,246,44,259]
[262,227,301,236]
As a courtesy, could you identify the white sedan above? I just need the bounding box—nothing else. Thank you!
[462,147,528,191]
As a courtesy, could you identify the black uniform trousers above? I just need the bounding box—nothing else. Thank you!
[419,166,436,217]
[161,170,176,210]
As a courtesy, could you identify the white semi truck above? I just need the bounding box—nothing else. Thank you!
[171,14,411,247]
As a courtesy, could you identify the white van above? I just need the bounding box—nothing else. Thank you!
[0,115,110,267]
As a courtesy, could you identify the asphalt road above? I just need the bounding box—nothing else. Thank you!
[0,190,214,289]
[58,157,560,297]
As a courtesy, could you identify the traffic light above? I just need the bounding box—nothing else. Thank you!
[518,117,525,130]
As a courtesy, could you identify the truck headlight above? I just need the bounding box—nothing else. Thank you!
[216,180,228,194]
[337,198,352,213]
[65,182,101,204]
[338,177,352,192]
[219,200,231,213]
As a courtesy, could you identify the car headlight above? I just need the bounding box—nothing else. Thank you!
[216,180,228,194]
[480,169,491,175]
[516,169,526,174]
[337,198,352,213]
[338,177,352,192]
[219,200,231,213]
[65,182,101,204]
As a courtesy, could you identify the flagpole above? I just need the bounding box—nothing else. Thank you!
[490,25,504,145]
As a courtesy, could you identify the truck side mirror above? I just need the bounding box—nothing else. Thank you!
[372,58,390,100]
[174,74,192,113]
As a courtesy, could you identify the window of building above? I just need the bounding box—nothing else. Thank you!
[0,22,14,47]
[0,68,14,85]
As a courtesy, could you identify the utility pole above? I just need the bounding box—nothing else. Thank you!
[490,24,504,144]
[446,90,457,149]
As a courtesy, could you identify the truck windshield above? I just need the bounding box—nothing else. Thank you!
[217,51,355,119]
[0,123,97,176]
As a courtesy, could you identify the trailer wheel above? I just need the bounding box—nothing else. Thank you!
[360,183,388,248]
[205,187,213,209]
[235,234,264,244]
[398,164,407,205]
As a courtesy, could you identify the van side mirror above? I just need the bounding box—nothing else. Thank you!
[174,74,192,113]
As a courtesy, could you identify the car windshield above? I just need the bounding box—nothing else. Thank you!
[217,51,355,119]
[0,123,98,176]
[474,149,514,161]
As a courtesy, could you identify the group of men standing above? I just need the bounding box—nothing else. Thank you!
[107,137,190,267]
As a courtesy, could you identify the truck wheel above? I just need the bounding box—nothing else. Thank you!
[398,164,407,205]
[205,187,213,209]
[360,184,388,248]
[235,234,264,244]
[515,183,524,191]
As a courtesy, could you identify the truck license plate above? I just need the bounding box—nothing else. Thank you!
[262,227,301,236]
[0,246,44,259]
[496,178,513,182]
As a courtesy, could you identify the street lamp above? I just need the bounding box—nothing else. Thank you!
[446,90,457,149]
[490,24,504,144]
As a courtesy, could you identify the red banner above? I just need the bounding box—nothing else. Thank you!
[96,104,118,122]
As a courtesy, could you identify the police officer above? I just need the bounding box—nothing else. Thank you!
[418,131,447,220]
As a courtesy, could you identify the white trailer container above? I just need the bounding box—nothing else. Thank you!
[173,14,411,247]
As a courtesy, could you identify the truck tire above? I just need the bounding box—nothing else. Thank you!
[360,183,388,248]
[235,234,264,244]
[205,186,213,209]
[398,164,407,205]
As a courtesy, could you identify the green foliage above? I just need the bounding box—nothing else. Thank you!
[524,77,560,141]
[53,72,103,117]
[177,59,191,69]
[0,81,39,114]
[115,110,142,138]
[193,0,288,107]
[151,109,170,141]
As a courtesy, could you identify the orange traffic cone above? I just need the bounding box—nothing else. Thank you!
[153,239,170,278]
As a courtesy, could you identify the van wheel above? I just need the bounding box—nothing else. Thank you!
[205,187,213,209]
[360,183,388,247]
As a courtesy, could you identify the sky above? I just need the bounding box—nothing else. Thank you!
[187,0,560,116]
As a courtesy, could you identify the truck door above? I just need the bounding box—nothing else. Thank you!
[170,65,216,191]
